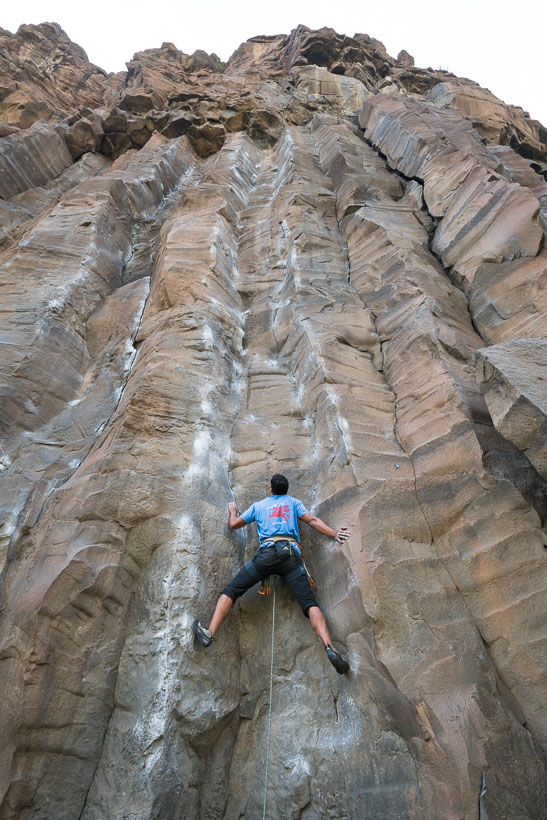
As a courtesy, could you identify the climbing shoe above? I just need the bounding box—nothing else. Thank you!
[193,619,213,647]
[326,645,349,674]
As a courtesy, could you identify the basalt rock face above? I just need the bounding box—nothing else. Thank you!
[0,22,546,820]
[0,23,109,128]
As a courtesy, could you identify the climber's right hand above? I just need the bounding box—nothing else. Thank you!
[334,527,350,542]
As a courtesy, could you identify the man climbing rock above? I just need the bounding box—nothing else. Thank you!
[193,474,351,673]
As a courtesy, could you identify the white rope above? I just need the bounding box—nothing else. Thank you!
[262,578,276,820]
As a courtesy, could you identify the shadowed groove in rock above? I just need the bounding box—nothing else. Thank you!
[347,107,547,529]
[312,115,546,765]
[0,136,205,581]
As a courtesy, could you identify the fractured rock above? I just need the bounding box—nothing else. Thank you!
[187,121,225,157]
[397,49,414,66]
[488,143,547,208]
[246,109,283,146]
[65,116,104,159]
[0,23,107,125]
[127,116,152,148]
[224,109,249,132]
[0,124,20,137]
[2,152,111,240]
[160,111,195,138]
[292,64,370,115]
[101,131,133,159]
[119,87,166,114]
[469,252,547,343]
[0,122,72,198]
[1,91,53,129]
[102,107,128,132]
[476,339,547,477]
[428,79,547,161]
[361,93,545,298]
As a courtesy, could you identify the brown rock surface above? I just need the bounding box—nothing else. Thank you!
[124,42,224,98]
[397,49,414,67]
[0,123,72,198]
[292,64,371,116]
[187,121,226,157]
[360,94,546,329]
[0,153,111,246]
[65,116,104,159]
[119,87,167,114]
[0,23,546,820]
[427,80,547,161]
[0,23,107,127]
[476,340,547,478]
[469,252,547,343]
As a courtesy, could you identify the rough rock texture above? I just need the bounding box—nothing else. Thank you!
[476,340,547,478]
[0,22,546,820]
[0,123,73,198]
[0,23,108,127]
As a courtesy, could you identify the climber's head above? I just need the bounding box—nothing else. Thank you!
[270,474,289,496]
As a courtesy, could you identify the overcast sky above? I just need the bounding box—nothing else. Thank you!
[3,0,545,125]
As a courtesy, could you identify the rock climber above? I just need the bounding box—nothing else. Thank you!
[193,473,351,673]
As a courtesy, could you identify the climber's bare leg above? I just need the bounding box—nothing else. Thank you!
[308,605,332,647]
[308,606,349,673]
[208,593,233,636]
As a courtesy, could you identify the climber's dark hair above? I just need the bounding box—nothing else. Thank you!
[270,474,289,495]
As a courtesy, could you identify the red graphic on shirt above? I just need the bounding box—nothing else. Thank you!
[269,505,290,522]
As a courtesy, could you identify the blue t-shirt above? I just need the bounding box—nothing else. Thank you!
[241,495,309,553]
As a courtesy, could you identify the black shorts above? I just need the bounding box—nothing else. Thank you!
[221,545,318,617]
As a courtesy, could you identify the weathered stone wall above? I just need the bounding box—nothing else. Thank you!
[0,22,546,820]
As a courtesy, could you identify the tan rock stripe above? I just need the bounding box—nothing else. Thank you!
[360,94,546,343]
[0,123,73,199]
[0,137,201,580]
[226,149,320,817]
[314,119,546,754]
[0,137,250,815]
[271,123,496,814]
[223,128,428,818]
[80,134,258,819]
[0,136,194,446]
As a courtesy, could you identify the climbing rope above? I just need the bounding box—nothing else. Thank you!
[262,577,276,820]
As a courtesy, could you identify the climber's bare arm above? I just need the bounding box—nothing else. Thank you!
[228,502,247,530]
[300,513,350,542]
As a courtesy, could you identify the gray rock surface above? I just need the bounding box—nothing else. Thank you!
[476,340,547,477]
[0,122,72,198]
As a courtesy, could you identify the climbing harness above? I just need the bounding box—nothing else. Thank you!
[262,535,300,557]
[247,538,316,597]
[259,560,316,596]
[262,576,276,820]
